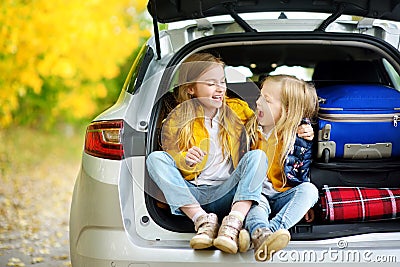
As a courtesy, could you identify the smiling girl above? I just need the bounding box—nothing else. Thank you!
[146,53,267,254]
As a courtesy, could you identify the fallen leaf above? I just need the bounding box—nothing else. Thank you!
[52,254,69,260]
[31,257,44,264]
[7,257,26,267]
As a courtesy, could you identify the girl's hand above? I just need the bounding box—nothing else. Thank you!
[185,146,206,167]
[297,124,314,141]
[304,209,315,222]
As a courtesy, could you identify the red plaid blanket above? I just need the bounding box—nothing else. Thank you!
[320,186,400,222]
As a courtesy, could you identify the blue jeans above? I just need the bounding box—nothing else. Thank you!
[245,182,319,236]
[146,150,267,216]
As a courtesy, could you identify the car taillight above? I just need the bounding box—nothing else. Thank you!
[84,120,124,160]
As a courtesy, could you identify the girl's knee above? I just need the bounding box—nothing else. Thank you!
[146,151,168,166]
[248,149,267,161]
[298,182,319,203]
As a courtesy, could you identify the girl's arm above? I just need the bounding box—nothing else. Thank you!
[285,120,314,186]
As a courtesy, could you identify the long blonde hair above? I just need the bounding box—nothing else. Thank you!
[247,74,318,185]
[173,53,244,158]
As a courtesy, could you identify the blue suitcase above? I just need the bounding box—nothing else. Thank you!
[317,84,400,162]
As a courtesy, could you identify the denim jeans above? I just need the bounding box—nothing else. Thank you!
[245,182,319,236]
[146,149,267,216]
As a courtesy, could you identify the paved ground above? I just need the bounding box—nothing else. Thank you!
[0,128,82,267]
[0,162,78,267]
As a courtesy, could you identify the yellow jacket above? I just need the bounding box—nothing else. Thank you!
[265,135,291,192]
[252,129,291,192]
[161,97,255,181]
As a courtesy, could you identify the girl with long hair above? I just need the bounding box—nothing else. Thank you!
[244,74,319,261]
[146,53,267,254]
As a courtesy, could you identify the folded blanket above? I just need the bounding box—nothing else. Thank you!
[320,186,400,222]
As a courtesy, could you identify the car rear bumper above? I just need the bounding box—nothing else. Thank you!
[70,155,400,266]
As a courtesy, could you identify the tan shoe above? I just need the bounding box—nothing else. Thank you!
[213,215,242,254]
[190,213,219,250]
[252,228,290,261]
[238,229,251,253]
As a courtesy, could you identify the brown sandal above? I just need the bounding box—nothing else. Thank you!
[190,213,219,250]
[213,215,243,254]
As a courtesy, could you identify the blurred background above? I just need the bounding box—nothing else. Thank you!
[0,0,152,266]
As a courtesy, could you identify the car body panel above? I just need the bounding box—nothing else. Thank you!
[71,163,400,263]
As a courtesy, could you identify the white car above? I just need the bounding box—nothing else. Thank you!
[69,0,400,266]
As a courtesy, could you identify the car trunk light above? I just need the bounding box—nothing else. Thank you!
[102,129,121,143]
[84,120,124,160]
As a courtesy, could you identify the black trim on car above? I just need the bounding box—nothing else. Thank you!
[225,2,257,33]
[315,2,346,32]
[291,221,400,240]
[169,31,400,68]
[125,45,155,95]
[148,0,400,24]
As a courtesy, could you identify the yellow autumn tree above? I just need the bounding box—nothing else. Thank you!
[0,0,150,128]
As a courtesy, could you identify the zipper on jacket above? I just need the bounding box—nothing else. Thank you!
[318,113,400,126]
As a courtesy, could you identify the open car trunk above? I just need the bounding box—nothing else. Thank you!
[144,29,400,240]
[147,0,400,59]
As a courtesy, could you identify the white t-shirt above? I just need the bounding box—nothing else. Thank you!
[191,110,233,186]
